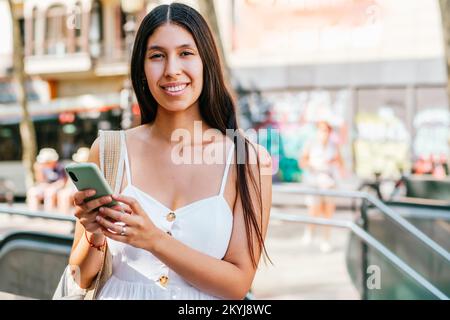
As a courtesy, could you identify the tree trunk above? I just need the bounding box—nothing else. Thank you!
[439,0,450,107]
[7,0,38,189]
[198,0,230,82]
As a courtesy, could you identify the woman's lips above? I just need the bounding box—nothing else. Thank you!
[160,83,189,96]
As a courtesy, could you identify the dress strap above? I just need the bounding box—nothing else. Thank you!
[219,144,234,196]
[120,130,132,186]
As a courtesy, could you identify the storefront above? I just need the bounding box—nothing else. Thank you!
[0,92,124,162]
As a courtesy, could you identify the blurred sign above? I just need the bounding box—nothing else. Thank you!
[233,0,383,54]
[58,112,75,124]
[230,0,442,64]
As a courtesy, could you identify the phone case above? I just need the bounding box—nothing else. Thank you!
[65,162,118,207]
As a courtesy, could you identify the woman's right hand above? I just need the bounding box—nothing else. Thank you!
[73,189,113,235]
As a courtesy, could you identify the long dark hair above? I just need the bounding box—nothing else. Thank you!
[130,3,270,268]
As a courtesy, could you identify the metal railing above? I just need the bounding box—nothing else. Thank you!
[0,205,76,224]
[270,211,449,300]
[273,185,450,263]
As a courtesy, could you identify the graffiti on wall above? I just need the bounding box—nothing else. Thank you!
[239,90,349,182]
[354,106,410,179]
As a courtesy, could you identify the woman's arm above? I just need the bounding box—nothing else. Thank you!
[68,138,106,289]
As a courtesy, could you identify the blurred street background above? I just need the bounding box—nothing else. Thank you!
[0,0,449,300]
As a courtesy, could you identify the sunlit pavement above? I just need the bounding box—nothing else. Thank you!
[252,206,360,300]
[249,182,361,299]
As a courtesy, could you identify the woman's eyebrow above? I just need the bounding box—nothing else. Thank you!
[147,44,195,51]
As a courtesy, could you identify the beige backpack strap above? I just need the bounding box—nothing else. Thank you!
[98,130,124,193]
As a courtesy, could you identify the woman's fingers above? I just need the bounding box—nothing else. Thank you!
[86,196,114,212]
[73,190,114,214]
[79,215,97,227]
[73,190,96,206]
[96,215,123,234]
[100,226,127,243]
[111,204,132,214]
[98,206,134,225]
[112,194,143,216]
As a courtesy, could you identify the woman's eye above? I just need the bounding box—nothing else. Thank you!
[150,53,163,59]
[180,51,193,57]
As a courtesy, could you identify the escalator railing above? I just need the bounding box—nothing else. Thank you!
[273,186,450,262]
[272,185,450,299]
[270,212,448,300]
[0,231,73,299]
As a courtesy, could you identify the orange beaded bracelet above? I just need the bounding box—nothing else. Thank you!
[85,230,106,251]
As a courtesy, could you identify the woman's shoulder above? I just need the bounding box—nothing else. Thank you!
[122,125,151,142]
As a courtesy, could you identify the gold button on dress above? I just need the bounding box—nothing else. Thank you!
[158,275,169,287]
[166,212,176,222]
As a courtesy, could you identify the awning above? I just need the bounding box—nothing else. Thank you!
[0,93,121,124]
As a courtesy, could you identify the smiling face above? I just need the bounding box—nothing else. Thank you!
[144,23,203,113]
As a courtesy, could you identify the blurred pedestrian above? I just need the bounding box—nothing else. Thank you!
[299,121,345,253]
[26,148,66,212]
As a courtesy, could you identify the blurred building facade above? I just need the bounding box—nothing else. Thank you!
[1,0,449,194]
[0,0,153,164]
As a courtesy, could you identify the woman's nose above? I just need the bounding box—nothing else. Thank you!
[164,55,182,77]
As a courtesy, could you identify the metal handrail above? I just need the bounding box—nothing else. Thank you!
[270,211,449,300]
[273,186,450,263]
[0,205,76,223]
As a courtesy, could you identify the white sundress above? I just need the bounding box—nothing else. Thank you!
[97,131,234,300]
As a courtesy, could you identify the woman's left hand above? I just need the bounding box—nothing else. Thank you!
[96,194,162,251]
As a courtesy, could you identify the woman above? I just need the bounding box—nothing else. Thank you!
[68,3,272,300]
[300,120,345,253]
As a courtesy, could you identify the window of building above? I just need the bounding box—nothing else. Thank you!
[89,0,103,57]
[46,5,68,55]
[74,1,83,52]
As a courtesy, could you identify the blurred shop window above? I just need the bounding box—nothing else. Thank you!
[413,87,449,169]
[46,5,68,55]
[0,127,21,161]
[89,0,103,57]
[119,7,127,52]
[0,81,40,104]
